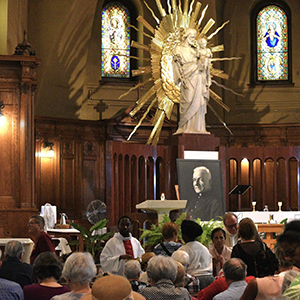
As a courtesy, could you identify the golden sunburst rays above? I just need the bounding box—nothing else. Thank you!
[124,0,236,145]
[197,4,208,27]
[207,20,229,40]
[118,78,153,100]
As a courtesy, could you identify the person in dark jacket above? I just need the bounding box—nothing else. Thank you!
[0,240,33,288]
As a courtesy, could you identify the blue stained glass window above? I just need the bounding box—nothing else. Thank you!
[101,2,130,78]
[256,5,288,81]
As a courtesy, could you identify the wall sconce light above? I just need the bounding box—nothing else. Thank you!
[0,101,5,126]
[39,140,54,158]
[44,141,54,157]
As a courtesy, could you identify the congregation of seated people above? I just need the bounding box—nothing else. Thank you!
[3,214,300,300]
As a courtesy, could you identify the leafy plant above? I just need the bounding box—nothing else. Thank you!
[139,213,223,249]
[194,217,223,248]
[280,218,288,224]
[139,213,187,249]
[69,219,113,264]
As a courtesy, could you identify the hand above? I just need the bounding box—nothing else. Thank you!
[215,254,224,264]
[119,254,133,261]
[198,62,205,71]
[177,239,184,245]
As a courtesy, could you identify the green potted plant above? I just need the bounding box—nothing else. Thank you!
[69,219,113,264]
[139,213,223,249]
[139,213,186,249]
[193,217,223,248]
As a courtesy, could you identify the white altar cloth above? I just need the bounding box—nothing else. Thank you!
[234,211,300,224]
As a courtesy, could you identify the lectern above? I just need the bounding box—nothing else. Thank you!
[136,200,187,223]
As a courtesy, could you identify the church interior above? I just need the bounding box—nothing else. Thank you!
[0,0,300,241]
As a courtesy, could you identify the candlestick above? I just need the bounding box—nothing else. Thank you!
[252,201,256,212]
[278,202,282,212]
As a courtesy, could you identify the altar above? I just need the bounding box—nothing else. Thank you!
[234,211,300,249]
[235,211,300,224]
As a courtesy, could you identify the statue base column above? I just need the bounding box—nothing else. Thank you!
[165,133,221,158]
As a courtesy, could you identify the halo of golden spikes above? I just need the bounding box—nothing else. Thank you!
[120,0,240,145]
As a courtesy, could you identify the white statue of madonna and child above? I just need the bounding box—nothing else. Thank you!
[173,28,212,134]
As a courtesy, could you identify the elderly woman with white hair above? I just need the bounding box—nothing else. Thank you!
[50,252,97,300]
[124,259,149,292]
[171,250,190,269]
[140,255,191,300]
[172,249,200,297]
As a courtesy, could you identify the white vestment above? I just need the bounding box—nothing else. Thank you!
[100,232,145,276]
[223,227,238,248]
[178,241,213,277]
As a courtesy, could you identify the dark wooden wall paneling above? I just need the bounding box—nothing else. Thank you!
[33,120,300,231]
[105,141,171,226]
[225,146,300,212]
[35,118,106,221]
[0,56,41,238]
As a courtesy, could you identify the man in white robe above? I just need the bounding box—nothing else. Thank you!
[100,216,145,276]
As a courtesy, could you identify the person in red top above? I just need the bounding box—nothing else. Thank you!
[197,275,255,300]
[24,252,69,300]
[28,215,55,265]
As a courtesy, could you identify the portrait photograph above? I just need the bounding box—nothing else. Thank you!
[177,159,225,221]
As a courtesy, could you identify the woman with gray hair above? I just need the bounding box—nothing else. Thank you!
[28,215,55,264]
[50,252,97,300]
[140,255,191,300]
[0,240,33,287]
[171,250,190,269]
[171,249,201,296]
[124,260,148,292]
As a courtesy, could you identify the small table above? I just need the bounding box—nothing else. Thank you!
[136,200,187,223]
[257,224,284,249]
[47,228,82,252]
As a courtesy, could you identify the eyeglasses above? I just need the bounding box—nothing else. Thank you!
[225,223,238,229]
[28,222,38,226]
[284,244,300,258]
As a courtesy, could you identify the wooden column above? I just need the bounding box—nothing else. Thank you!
[0,56,40,209]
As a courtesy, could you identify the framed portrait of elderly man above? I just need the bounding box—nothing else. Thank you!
[177,159,225,221]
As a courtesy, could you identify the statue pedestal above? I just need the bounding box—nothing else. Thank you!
[165,133,221,158]
[136,200,187,223]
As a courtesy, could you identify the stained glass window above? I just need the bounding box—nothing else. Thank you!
[256,5,288,81]
[101,2,130,78]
